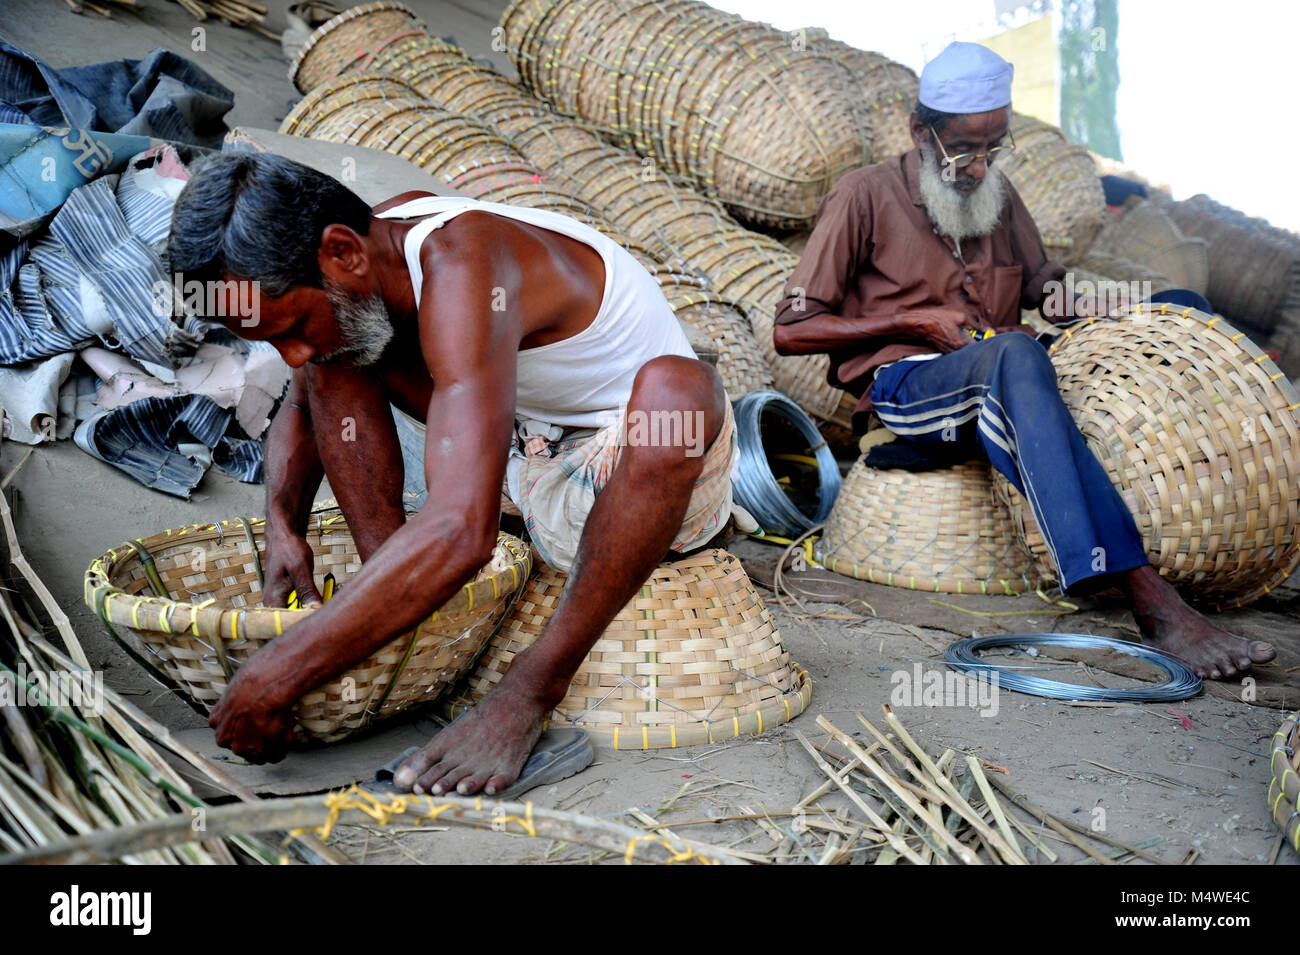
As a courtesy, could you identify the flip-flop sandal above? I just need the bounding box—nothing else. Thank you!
[369,728,594,799]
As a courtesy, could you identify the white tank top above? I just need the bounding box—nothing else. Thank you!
[374,196,696,429]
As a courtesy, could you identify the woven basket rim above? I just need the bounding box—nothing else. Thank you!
[1268,710,1299,854]
[84,515,531,640]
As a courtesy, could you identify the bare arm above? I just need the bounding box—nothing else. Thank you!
[261,368,326,607]
[774,308,981,356]
[211,233,520,761]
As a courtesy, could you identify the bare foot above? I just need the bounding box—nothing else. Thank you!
[1123,565,1275,680]
[392,687,550,796]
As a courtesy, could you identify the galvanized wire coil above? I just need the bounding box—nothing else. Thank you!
[732,391,842,538]
[944,633,1202,703]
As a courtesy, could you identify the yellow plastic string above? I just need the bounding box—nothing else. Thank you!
[623,833,714,865]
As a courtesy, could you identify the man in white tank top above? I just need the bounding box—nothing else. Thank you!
[169,152,735,796]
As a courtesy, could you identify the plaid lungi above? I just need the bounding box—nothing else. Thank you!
[503,400,737,572]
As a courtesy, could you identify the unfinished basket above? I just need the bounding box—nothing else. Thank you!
[84,514,532,742]
[1268,710,1300,856]
[818,458,1043,595]
[442,550,813,750]
[996,304,1300,608]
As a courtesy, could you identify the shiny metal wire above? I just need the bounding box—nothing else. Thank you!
[732,391,842,538]
[944,632,1202,703]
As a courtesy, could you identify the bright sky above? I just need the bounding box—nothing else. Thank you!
[713,0,1300,234]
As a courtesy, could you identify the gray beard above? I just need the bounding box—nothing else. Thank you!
[318,280,394,366]
[917,145,1008,242]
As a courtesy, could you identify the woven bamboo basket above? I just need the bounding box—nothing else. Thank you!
[818,458,1042,595]
[441,550,812,750]
[1155,192,1300,331]
[84,514,532,742]
[1267,710,1300,856]
[995,304,1300,608]
[289,0,425,92]
[1088,199,1209,295]
[1000,139,1106,267]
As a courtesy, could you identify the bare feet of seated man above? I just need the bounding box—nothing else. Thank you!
[1121,565,1275,681]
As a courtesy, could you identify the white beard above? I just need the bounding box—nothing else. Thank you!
[319,280,394,366]
[917,145,1008,242]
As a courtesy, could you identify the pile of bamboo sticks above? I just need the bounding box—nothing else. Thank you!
[62,0,286,42]
[778,710,1182,865]
[0,447,341,864]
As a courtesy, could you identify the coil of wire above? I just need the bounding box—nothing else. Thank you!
[731,391,842,539]
[944,633,1202,703]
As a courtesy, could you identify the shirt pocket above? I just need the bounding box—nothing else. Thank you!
[990,265,1023,323]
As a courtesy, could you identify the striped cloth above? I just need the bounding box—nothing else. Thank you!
[0,144,277,493]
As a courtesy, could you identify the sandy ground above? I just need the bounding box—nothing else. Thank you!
[2,0,1297,866]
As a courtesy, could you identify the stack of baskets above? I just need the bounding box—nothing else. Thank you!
[818,459,1043,595]
[998,112,1108,266]
[995,304,1300,609]
[279,68,771,399]
[499,0,872,232]
[288,2,853,430]
[84,513,532,742]
[442,550,812,750]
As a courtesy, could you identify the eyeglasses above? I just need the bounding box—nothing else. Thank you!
[929,126,1016,170]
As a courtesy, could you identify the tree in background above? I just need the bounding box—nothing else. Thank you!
[1059,0,1121,160]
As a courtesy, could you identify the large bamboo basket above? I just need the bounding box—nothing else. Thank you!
[1088,199,1209,295]
[818,458,1043,595]
[1155,192,1300,333]
[442,550,813,750]
[999,113,1107,266]
[286,5,855,429]
[995,305,1300,609]
[1267,711,1299,856]
[84,514,532,742]
[288,0,425,91]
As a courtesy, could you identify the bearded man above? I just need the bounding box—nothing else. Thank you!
[773,41,1273,680]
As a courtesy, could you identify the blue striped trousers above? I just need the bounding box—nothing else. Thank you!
[869,334,1149,591]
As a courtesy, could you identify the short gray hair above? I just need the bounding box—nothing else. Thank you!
[167,151,372,304]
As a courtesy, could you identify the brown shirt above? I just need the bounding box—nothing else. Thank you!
[774,148,1065,424]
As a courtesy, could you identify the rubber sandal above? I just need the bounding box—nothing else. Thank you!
[370,728,594,799]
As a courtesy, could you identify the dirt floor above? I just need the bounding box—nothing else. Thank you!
[2,0,1298,866]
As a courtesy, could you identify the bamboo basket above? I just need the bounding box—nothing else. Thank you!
[289,0,425,91]
[818,458,1043,595]
[998,116,1106,267]
[284,7,861,423]
[1267,711,1299,856]
[1155,192,1300,332]
[84,514,532,742]
[1088,199,1209,295]
[442,550,812,750]
[995,304,1300,609]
